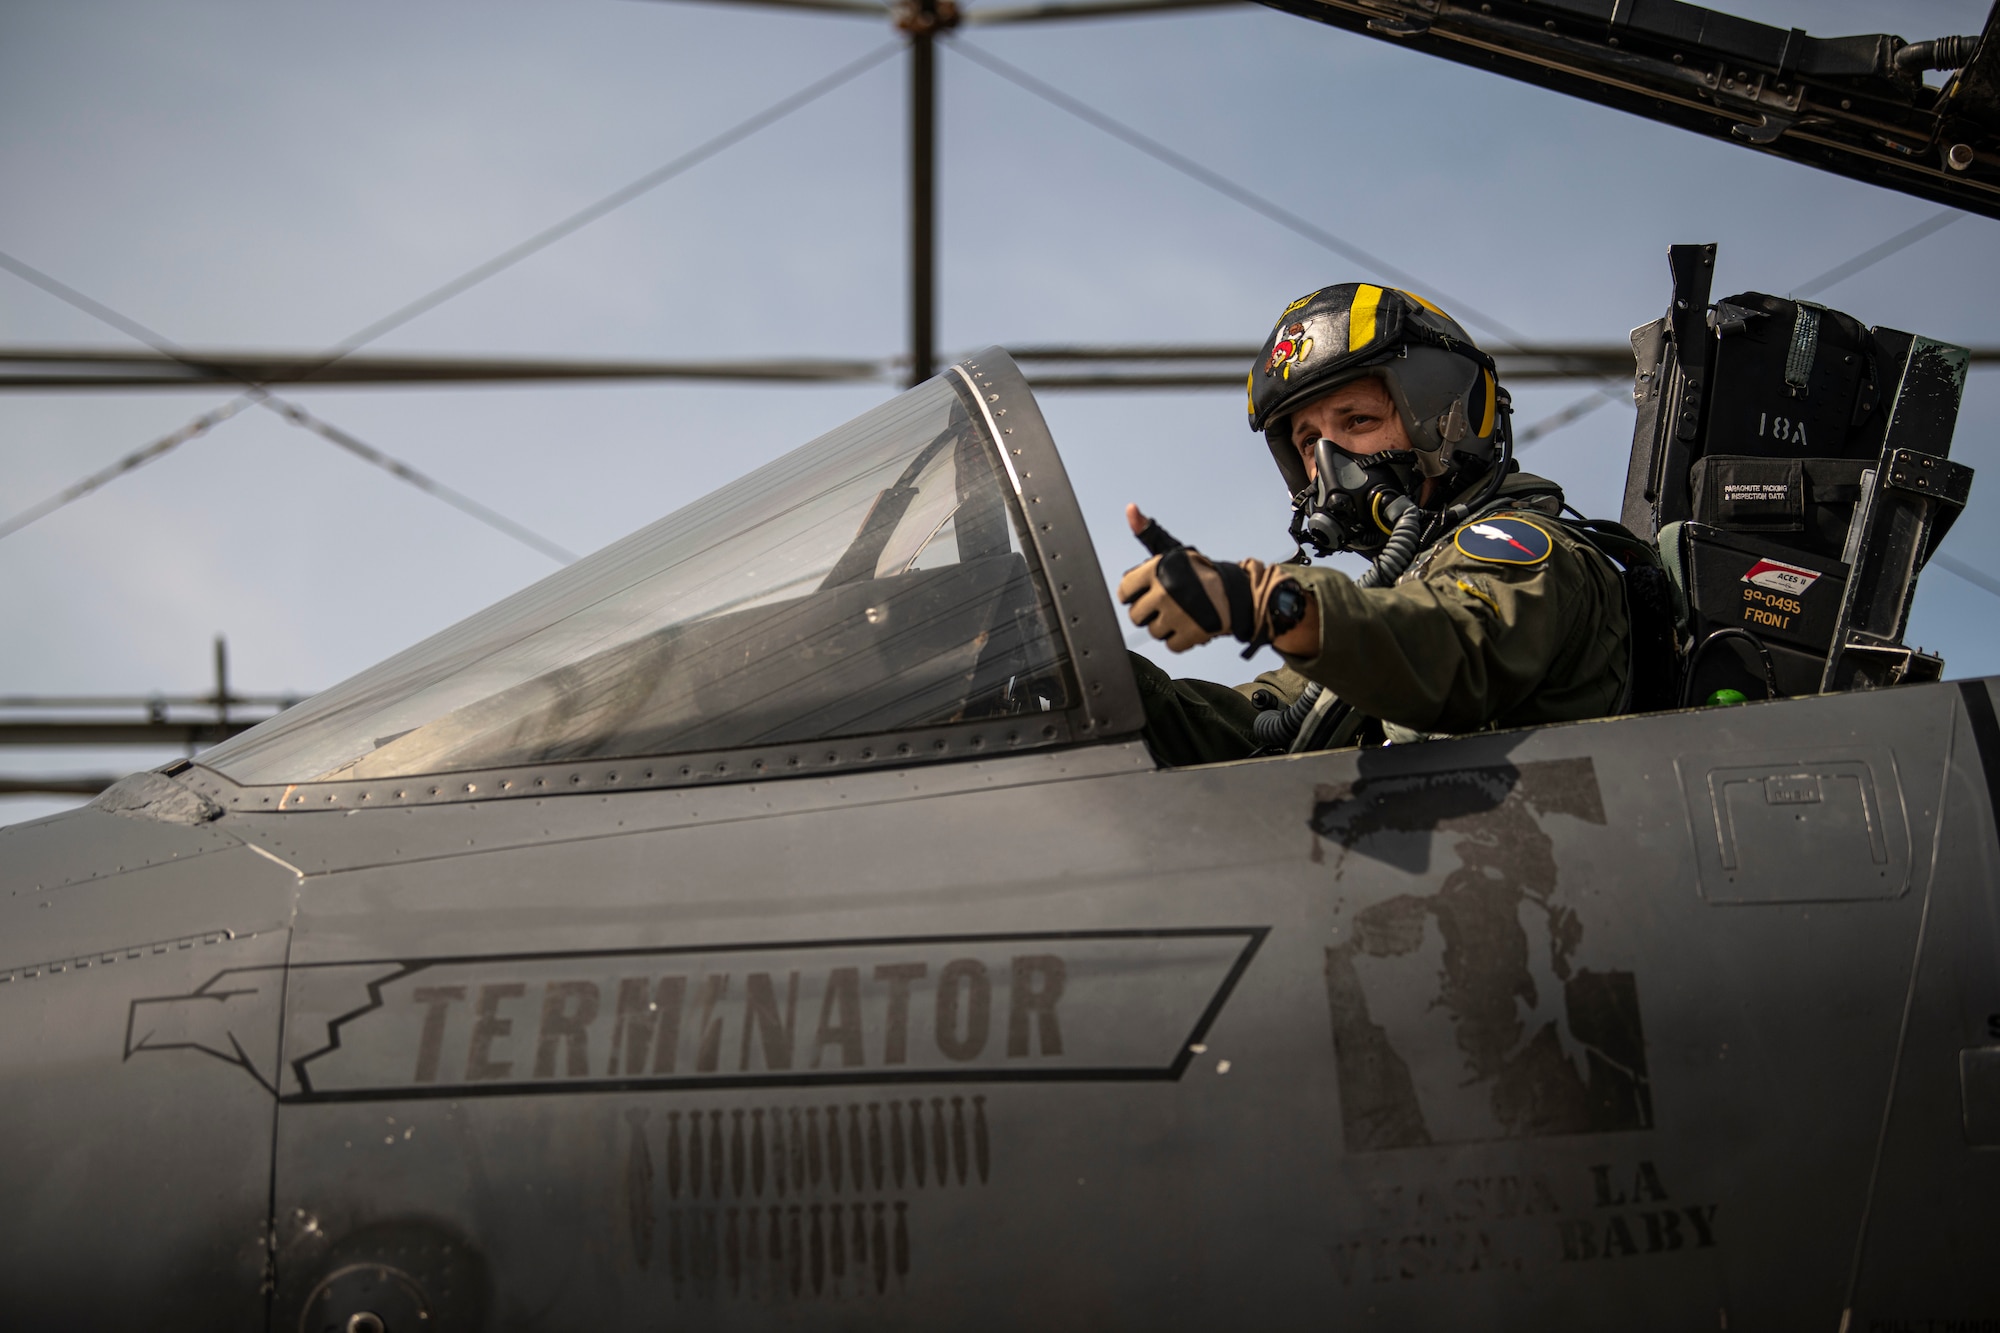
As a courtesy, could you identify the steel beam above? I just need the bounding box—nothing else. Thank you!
[908,16,939,385]
[0,776,120,797]
[0,721,267,748]
[6,344,1990,392]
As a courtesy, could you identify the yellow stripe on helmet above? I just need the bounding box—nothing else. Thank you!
[1478,369,1496,437]
[1246,371,1256,419]
[1400,289,1451,320]
[1348,285,1384,353]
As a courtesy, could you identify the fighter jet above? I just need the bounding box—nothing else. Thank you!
[3,277,1995,1330]
[6,0,1999,1325]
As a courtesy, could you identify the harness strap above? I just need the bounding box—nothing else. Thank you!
[1531,513,1683,714]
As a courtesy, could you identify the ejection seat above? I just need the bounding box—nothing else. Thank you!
[1621,244,1975,705]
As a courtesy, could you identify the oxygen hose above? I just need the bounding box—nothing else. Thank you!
[1360,500,1425,590]
[1252,500,1425,748]
[1894,34,1981,73]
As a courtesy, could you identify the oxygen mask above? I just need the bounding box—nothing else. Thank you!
[1290,437,1418,557]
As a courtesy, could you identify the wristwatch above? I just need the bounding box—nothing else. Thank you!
[1267,579,1309,639]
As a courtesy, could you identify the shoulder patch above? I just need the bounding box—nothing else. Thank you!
[1453,516,1553,566]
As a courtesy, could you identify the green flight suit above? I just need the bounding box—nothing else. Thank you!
[1133,470,1630,765]
[1128,654,1267,766]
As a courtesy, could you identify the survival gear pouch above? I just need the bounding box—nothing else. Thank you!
[1620,244,1974,705]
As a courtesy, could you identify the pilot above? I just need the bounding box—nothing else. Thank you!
[1119,283,1635,764]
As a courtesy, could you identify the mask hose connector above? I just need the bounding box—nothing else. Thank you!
[1358,497,1422,589]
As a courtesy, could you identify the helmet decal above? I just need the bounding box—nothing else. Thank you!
[1277,288,1321,323]
[1264,322,1314,381]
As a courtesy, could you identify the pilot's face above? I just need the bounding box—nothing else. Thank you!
[1289,377,1411,480]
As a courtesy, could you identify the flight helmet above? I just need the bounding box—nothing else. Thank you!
[1247,284,1505,501]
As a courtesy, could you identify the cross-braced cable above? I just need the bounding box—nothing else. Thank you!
[0,40,900,548]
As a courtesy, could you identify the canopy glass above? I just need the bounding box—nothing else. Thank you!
[201,373,1073,785]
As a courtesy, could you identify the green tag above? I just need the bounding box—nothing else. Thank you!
[1705,688,1749,707]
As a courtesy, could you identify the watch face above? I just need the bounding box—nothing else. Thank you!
[1270,581,1307,633]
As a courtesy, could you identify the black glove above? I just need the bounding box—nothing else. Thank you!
[1118,519,1257,651]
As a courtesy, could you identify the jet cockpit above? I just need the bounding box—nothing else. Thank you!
[191,353,1143,811]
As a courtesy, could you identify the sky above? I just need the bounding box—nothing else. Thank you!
[2,0,1995,824]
